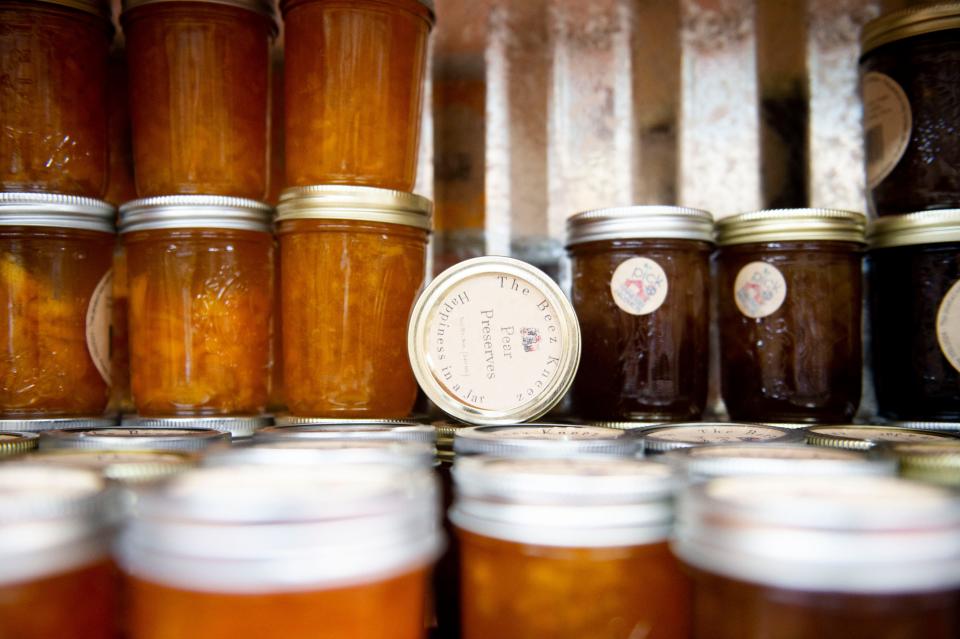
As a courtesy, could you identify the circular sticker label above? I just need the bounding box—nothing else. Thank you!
[475,426,624,440]
[863,71,912,189]
[648,425,787,444]
[734,262,786,318]
[610,257,668,315]
[813,427,953,443]
[937,279,960,373]
[85,269,112,385]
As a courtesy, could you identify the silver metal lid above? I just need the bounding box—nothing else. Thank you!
[39,427,230,452]
[716,208,867,245]
[861,2,960,55]
[122,0,276,21]
[116,464,443,592]
[674,475,960,593]
[868,210,960,249]
[805,425,959,451]
[254,424,436,444]
[202,440,436,469]
[272,416,422,427]
[0,417,119,433]
[566,206,714,246]
[884,420,960,433]
[118,196,272,234]
[276,185,432,231]
[663,444,896,480]
[408,257,581,425]
[639,422,802,454]
[453,424,639,458]
[451,455,675,547]
[0,431,39,457]
[16,450,196,483]
[122,416,271,439]
[0,193,115,234]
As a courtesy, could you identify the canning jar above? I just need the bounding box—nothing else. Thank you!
[120,196,273,417]
[566,206,714,421]
[0,193,115,417]
[276,186,431,418]
[716,209,866,423]
[0,465,119,639]
[121,0,275,199]
[118,464,442,639]
[861,4,960,215]
[674,475,960,639]
[0,0,111,197]
[453,456,690,639]
[282,0,434,191]
[869,210,960,420]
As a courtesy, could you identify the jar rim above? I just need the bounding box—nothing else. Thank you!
[566,205,715,246]
[121,416,272,440]
[119,195,273,234]
[121,0,278,25]
[453,424,640,458]
[39,427,231,452]
[861,2,960,56]
[0,193,115,234]
[716,208,866,245]
[868,209,960,248]
[638,423,803,454]
[276,185,433,231]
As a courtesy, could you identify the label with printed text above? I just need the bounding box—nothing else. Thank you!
[863,71,912,189]
[937,278,960,374]
[86,269,112,385]
[734,262,786,319]
[610,257,668,316]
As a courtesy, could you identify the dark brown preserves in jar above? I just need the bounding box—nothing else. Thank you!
[716,209,866,423]
[869,210,960,420]
[861,4,960,215]
[566,207,713,421]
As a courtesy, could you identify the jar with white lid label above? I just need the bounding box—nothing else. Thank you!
[868,210,960,420]
[674,475,960,639]
[452,455,690,639]
[453,424,639,458]
[39,426,229,451]
[0,193,115,418]
[408,256,581,425]
[638,422,803,455]
[860,3,960,215]
[117,463,442,639]
[716,209,866,423]
[804,424,959,451]
[565,206,714,421]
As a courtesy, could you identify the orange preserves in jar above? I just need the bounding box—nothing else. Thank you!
[0,194,114,417]
[122,0,275,199]
[0,0,111,197]
[282,0,434,191]
[276,186,430,417]
[120,196,273,416]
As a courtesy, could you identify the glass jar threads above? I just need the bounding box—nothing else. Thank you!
[0,0,111,197]
[282,0,434,191]
[121,0,275,199]
[715,209,866,423]
[120,196,274,417]
[276,185,431,418]
[0,193,115,417]
[566,206,714,421]
[452,456,690,639]
[869,210,960,420]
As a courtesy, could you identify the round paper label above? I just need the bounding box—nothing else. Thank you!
[649,425,787,444]
[814,427,952,443]
[85,269,112,385]
[863,71,912,189]
[610,257,668,315]
[937,279,960,373]
[734,262,786,318]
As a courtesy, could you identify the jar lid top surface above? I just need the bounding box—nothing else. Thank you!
[119,195,272,233]
[566,206,714,245]
[716,208,866,245]
[640,422,802,453]
[0,417,119,433]
[805,425,959,450]
[453,424,640,458]
[254,424,437,444]
[203,439,436,469]
[122,416,271,440]
[0,193,115,233]
[663,443,895,479]
[0,432,38,457]
[868,209,960,248]
[408,256,581,425]
[861,2,960,56]
[276,185,432,231]
[39,427,230,451]
[122,0,277,22]
[17,450,195,483]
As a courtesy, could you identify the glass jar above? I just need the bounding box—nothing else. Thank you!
[0,0,111,197]
[0,465,118,639]
[120,196,273,417]
[0,193,115,417]
[453,424,640,458]
[276,186,431,418]
[638,422,803,455]
[716,209,866,423]
[39,426,229,451]
[674,475,960,639]
[804,424,960,451]
[121,0,275,199]
[860,4,960,215]
[282,0,434,191]
[869,210,960,420]
[452,456,691,639]
[566,207,714,421]
[118,463,442,639]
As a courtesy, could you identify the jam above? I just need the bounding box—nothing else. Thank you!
[282,0,434,191]
[108,241,133,415]
[104,47,136,206]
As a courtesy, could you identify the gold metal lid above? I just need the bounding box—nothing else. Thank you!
[0,432,39,457]
[868,210,960,249]
[806,425,959,451]
[716,208,867,246]
[16,450,196,484]
[566,206,715,246]
[861,2,960,56]
[276,185,432,231]
[408,256,581,425]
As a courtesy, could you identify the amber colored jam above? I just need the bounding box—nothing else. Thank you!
[688,567,960,639]
[126,569,429,639]
[278,219,427,417]
[108,242,133,415]
[0,1,110,197]
[125,228,273,416]
[122,2,272,199]
[569,239,711,421]
[104,48,136,207]
[458,530,691,639]
[870,242,960,420]
[0,561,118,639]
[0,226,113,417]
[717,241,863,423]
[283,0,433,191]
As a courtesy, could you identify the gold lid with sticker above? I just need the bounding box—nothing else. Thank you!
[716,208,866,246]
[861,2,960,56]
